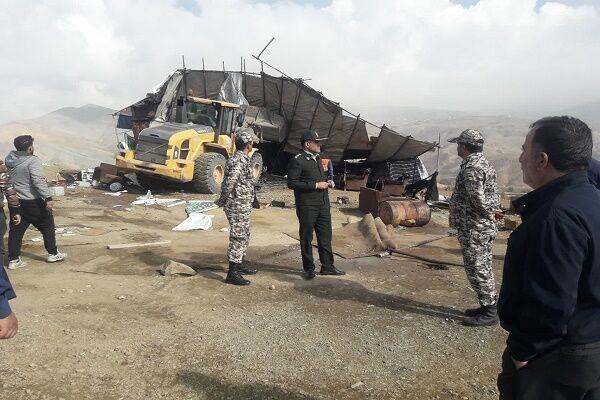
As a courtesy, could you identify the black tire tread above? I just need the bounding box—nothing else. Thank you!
[193,152,226,194]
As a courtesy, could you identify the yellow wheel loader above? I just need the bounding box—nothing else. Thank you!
[116,96,262,194]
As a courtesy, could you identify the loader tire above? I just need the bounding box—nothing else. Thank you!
[250,152,263,182]
[193,153,227,194]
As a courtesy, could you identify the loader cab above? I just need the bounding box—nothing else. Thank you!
[183,96,239,135]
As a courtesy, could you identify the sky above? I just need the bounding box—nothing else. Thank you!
[0,0,599,123]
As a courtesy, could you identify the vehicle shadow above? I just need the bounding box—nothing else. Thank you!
[178,371,319,400]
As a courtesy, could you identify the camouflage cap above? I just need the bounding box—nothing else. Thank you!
[448,129,484,146]
[235,128,259,146]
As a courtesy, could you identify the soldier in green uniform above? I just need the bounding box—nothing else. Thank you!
[287,130,345,280]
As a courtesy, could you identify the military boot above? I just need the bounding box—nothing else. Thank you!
[225,262,250,286]
[462,304,498,327]
[238,259,257,275]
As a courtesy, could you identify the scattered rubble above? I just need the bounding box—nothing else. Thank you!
[131,191,181,206]
[172,213,213,231]
[185,200,218,215]
[48,186,65,197]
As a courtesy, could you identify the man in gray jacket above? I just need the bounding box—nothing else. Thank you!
[5,135,65,269]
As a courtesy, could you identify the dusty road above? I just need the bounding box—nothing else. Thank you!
[0,185,507,399]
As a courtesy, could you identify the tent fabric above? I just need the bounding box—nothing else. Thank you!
[367,127,435,162]
[124,69,436,164]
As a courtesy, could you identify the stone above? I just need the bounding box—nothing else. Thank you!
[350,381,364,389]
[337,196,350,205]
[160,260,197,276]
[504,215,522,230]
[346,216,362,225]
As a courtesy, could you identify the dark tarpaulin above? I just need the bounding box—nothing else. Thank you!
[367,127,435,163]
[124,69,436,164]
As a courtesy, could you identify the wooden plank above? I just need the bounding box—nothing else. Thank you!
[107,240,171,250]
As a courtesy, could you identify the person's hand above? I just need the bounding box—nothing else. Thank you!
[46,200,54,213]
[11,214,21,225]
[0,313,18,339]
[327,180,335,189]
[512,357,528,370]
[316,182,329,190]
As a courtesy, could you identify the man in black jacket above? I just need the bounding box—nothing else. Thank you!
[287,130,345,279]
[497,116,600,399]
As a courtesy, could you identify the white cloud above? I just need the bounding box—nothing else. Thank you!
[0,0,598,123]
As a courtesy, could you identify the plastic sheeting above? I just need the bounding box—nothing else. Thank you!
[153,71,183,125]
[172,212,214,231]
[218,72,249,106]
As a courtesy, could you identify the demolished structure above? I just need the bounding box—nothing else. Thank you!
[115,68,437,175]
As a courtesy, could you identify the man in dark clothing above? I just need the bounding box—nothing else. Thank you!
[0,159,19,339]
[588,157,600,189]
[5,135,66,269]
[0,266,18,339]
[287,130,345,280]
[497,116,600,399]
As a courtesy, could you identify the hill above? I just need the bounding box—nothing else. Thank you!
[365,106,600,191]
[0,104,118,170]
[1,103,598,190]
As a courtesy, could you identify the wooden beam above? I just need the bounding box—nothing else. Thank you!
[107,240,171,250]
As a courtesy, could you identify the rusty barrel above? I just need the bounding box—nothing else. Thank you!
[378,199,431,227]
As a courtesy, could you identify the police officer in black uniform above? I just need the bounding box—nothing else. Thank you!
[287,130,345,280]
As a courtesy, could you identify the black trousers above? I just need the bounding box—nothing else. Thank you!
[498,343,600,400]
[8,199,57,260]
[0,208,6,257]
[296,205,334,271]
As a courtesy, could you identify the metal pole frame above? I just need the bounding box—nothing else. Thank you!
[261,62,267,107]
[243,59,247,99]
[202,58,207,98]
[308,97,321,131]
[278,76,285,115]
[327,107,340,138]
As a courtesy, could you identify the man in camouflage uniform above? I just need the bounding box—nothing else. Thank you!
[449,129,500,326]
[216,130,260,286]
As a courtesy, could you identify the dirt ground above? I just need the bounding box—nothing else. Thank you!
[0,184,508,400]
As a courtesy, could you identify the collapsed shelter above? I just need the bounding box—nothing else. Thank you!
[116,68,437,174]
